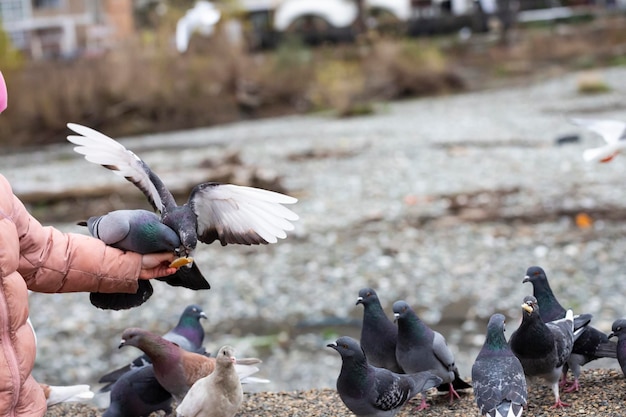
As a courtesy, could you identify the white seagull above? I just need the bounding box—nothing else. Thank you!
[571,118,626,163]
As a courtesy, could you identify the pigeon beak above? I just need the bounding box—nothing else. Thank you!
[521,303,533,314]
[200,312,208,320]
[355,297,363,306]
[522,275,530,283]
[118,339,126,349]
[231,356,237,364]
[327,342,338,349]
[393,313,399,323]
[608,332,615,339]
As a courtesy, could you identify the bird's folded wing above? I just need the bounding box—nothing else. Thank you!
[190,183,298,246]
[66,123,164,211]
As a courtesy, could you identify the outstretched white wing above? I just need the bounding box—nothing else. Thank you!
[190,183,298,246]
[66,123,165,211]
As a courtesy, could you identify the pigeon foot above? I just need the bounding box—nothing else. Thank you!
[551,399,570,409]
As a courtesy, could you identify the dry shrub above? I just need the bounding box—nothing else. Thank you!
[364,39,464,99]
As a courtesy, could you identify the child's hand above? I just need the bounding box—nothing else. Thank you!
[139,253,178,279]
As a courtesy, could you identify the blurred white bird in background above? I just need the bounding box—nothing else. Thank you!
[571,118,626,163]
[176,1,222,53]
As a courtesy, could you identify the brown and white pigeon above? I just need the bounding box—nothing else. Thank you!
[176,345,243,417]
[118,328,267,403]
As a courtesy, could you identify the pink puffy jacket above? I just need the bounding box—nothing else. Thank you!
[0,174,143,416]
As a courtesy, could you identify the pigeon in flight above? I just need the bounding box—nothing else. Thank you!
[392,300,471,410]
[472,313,527,417]
[571,118,626,163]
[608,319,626,378]
[327,336,442,417]
[176,345,243,417]
[356,288,403,373]
[99,304,208,391]
[523,266,616,392]
[81,210,210,310]
[509,296,588,408]
[66,123,298,263]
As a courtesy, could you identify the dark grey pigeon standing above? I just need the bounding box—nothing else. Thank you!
[392,300,471,410]
[608,319,626,377]
[102,365,172,417]
[472,314,527,417]
[509,295,587,409]
[522,266,616,392]
[327,336,442,417]
[356,288,403,373]
[99,304,207,391]
[66,123,298,257]
[80,209,210,310]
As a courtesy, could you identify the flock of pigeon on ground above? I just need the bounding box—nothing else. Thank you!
[49,117,626,417]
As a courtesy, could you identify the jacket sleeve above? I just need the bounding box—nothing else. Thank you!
[13,195,141,294]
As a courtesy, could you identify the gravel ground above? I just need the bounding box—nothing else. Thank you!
[1,65,626,414]
[45,369,626,416]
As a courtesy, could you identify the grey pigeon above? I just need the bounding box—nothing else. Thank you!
[176,345,243,417]
[523,266,616,392]
[571,118,626,163]
[99,304,207,391]
[66,123,298,258]
[327,336,442,417]
[118,327,265,403]
[392,300,471,410]
[509,295,588,409]
[356,288,403,373]
[80,209,210,310]
[608,319,626,378]
[472,314,527,417]
[102,365,173,417]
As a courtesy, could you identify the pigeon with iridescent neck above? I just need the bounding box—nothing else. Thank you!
[472,313,527,417]
[328,336,441,417]
[522,266,616,392]
[81,210,210,310]
[356,288,402,373]
[393,300,471,410]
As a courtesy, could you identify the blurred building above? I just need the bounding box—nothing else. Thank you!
[0,0,135,60]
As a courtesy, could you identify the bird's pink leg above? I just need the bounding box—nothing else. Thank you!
[414,394,430,411]
[551,399,570,409]
[448,383,461,403]
[563,378,580,393]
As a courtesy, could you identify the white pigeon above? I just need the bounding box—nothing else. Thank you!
[571,118,626,163]
[176,345,243,417]
[176,1,221,53]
